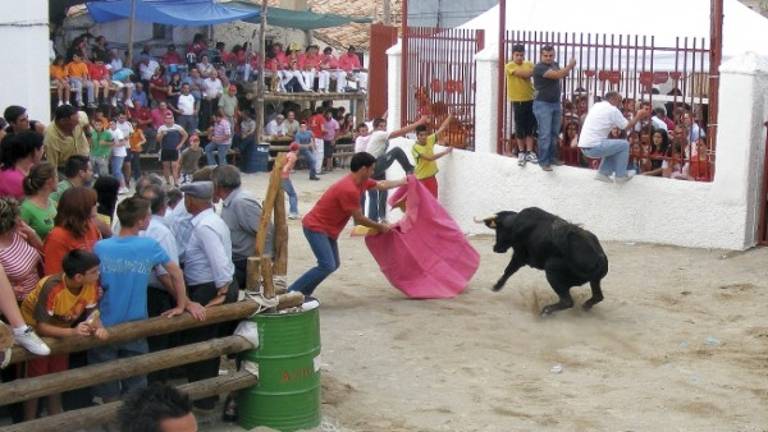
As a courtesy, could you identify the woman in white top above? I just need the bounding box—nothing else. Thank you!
[108,120,129,194]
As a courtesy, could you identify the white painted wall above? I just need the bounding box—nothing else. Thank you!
[385,50,768,250]
[0,0,50,122]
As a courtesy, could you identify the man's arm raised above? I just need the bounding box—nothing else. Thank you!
[388,115,429,139]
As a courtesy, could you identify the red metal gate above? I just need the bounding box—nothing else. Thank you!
[497,30,714,181]
[401,26,484,150]
[758,124,768,245]
[368,23,399,121]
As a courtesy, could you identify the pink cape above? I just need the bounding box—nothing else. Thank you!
[364,176,480,299]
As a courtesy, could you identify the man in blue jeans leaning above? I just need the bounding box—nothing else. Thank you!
[289,152,406,297]
[578,91,650,183]
[532,45,576,171]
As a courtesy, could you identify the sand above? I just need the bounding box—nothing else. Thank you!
[209,170,768,432]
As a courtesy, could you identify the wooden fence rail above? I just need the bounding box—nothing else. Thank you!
[0,370,258,432]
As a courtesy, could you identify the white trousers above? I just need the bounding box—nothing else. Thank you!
[314,138,324,173]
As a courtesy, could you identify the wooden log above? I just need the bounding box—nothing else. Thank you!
[0,370,259,432]
[0,336,253,406]
[9,301,259,365]
[246,256,262,291]
[255,153,285,258]
[273,176,288,276]
[261,255,275,300]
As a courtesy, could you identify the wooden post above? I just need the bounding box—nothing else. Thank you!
[246,256,262,291]
[126,0,138,67]
[272,172,288,277]
[0,336,253,406]
[255,0,269,142]
[252,153,286,300]
[0,371,259,432]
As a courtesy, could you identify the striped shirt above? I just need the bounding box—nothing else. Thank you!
[0,232,42,301]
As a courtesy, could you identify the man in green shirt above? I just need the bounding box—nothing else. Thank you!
[218,85,239,134]
[90,121,113,177]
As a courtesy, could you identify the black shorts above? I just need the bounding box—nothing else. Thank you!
[323,140,333,158]
[160,148,179,162]
[512,100,536,138]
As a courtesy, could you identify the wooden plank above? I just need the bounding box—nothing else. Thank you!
[0,371,259,432]
[273,171,288,277]
[263,92,367,103]
[0,336,254,406]
[254,153,285,258]
[246,256,261,292]
[8,301,258,365]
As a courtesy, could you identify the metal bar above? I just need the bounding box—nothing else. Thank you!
[758,126,768,244]
[649,35,655,109]
[400,2,409,127]
[497,0,506,154]
[709,0,723,157]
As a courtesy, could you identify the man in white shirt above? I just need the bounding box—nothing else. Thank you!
[578,91,650,183]
[265,114,285,137]
[201,70,224,130]
[139,57,160,82]
[174,83,198,134]
[178,181,234,411]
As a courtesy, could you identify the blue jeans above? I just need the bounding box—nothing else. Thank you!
[288,228,340,296]
[581,139,630,178]
[205,142,230,166]
[88,339,149,400]
[281,178,298,215]
[110,155,125,185]
[299,147,317,178]
[532,100,562,167]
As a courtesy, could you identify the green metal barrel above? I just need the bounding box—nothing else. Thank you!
[238,305,321,431]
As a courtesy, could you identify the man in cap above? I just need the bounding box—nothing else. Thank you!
[212,165,274,291]
[178,180,235,412]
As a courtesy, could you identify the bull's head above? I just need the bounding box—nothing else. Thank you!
[474,211,518,253]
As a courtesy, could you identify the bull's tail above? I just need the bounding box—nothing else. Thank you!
[552,222,608,281]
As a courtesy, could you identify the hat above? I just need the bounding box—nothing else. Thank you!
[180,181,213,200]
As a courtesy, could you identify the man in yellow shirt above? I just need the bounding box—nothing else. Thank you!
[412,114,453,198]
[504,45,537,166]
[44,105,91,170]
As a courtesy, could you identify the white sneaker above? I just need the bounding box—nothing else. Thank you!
[595,173,613,183]
[615,174,634,184]
[525,152,539,164]
[288,213,300,220]
[57,101,63,107]
[14,326,51,356]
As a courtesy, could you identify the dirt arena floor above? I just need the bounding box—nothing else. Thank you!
[206,170,768,432]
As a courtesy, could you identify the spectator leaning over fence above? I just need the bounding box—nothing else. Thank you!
[21,249,106,421]
[578,91,650,184]
[532,45,576,171]
[177,181,233,412]
[682,111,705,154]
[504,44,538,165]
[44,105,91,170]
[119,383,197,432]
[212,166,274,291]
[90,196,205,403]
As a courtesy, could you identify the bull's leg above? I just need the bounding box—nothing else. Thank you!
[541,259,575,316]
[582,279,604,311]
[492,252,526,292]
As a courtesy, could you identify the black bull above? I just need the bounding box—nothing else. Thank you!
[479,207,608,316]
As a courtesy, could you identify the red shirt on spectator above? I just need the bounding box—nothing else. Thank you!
[300,53,321,69]
[89,63,109,80]
[235,50,247,65]
[163,51,183,65]
[275,51,288,68]
[129,105,153,128]
[320,54,339,69]
[249,53,263,70]
[264,57,278,72]
[150,75,168,102]
[43,223,101,275]
[689,159,712,182]
[189,42,207,56]
[309,113,324,138]
[338,53,361,72]
[302,175,377,239]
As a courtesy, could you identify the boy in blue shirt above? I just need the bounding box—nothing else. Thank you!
[294,121,319,180]
[90,196,206,402]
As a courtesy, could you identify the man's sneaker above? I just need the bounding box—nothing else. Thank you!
[526,152,539,164]
[615,174,634,184]
[595,173,613,183]
[14,326,51,356]
[540,164,553,172]
[517,154,527,167]
[288,213,300,220]
[552,158,565,166]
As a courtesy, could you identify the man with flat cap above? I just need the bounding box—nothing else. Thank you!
[178,180,235,412]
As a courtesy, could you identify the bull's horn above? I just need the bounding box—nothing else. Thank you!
[473,215,497,224]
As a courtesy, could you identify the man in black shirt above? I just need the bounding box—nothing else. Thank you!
[532,45,576,171]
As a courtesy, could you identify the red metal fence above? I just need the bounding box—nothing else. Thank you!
[758,124,768,245]
[401,26,484,150]
[368,24,399,121]
[498,30,715,181]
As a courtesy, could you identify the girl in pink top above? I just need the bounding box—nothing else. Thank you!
[0,131,44,200]
[0,198,43,301]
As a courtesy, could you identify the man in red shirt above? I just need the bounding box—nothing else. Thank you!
[289,152,405,296]
[308,108,326,174]
[162,44,183,67]
[336,46,367,93]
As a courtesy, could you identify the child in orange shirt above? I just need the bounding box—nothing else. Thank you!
[66,53,94,107]
[128,119,146,182]
[50,56,71,106]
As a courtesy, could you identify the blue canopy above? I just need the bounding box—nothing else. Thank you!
[86,0,260,26]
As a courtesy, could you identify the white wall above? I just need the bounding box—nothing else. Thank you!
[385,50,768,250]
[0,0,50,122]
